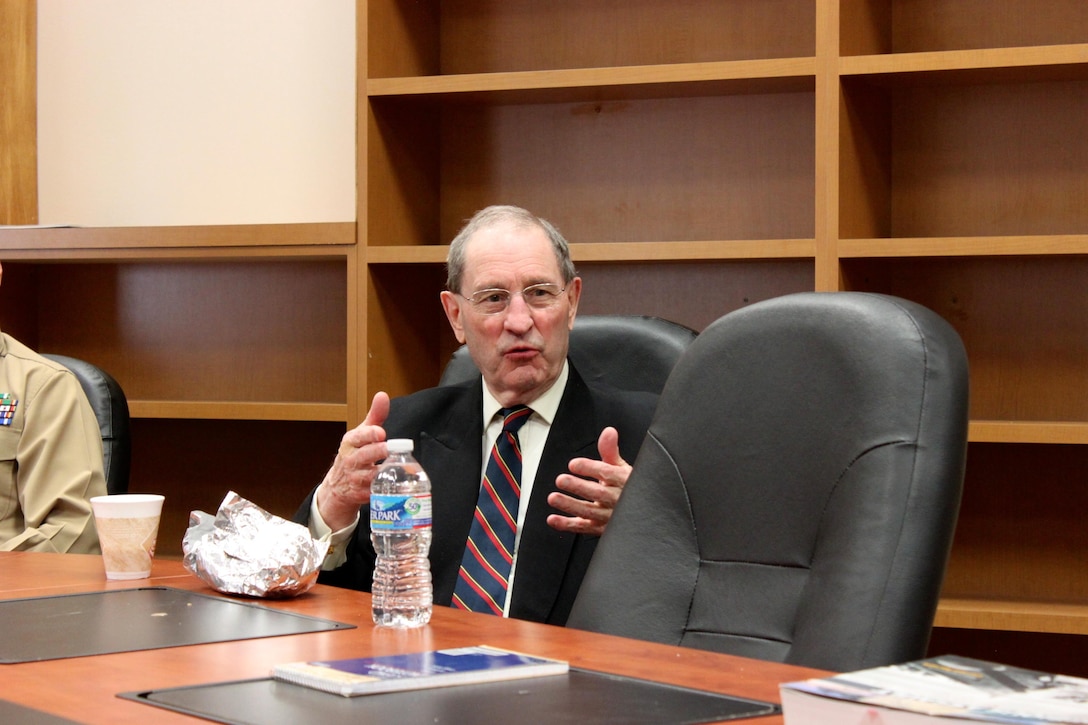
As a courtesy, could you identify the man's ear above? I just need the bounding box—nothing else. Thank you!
[440,290,466,343]
[565,276,582,330]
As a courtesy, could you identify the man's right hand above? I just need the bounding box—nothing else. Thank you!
[315,392,391,531]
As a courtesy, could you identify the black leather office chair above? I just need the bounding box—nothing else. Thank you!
[567,292,969,672]
[439,314,698,393]
[43,354,132,496]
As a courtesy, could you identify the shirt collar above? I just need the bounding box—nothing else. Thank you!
[482,359,569,427]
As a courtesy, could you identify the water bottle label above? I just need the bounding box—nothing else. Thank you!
[370,494,433,531]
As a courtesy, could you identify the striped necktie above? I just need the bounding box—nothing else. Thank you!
[452,405,532,615]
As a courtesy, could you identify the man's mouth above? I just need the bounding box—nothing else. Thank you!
[503,346,538,360]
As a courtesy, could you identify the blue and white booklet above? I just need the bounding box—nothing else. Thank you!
[272,645,569,697]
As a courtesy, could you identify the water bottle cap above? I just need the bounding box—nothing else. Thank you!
[386,438,414,453]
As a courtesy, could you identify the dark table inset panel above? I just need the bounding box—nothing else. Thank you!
[0,587,353,663]
[122,669,779,725]
[0,699,82,724]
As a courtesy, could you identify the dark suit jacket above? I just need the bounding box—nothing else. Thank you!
[295,364,657,625]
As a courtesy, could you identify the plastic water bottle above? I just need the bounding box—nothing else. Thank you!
[370,438,433,627]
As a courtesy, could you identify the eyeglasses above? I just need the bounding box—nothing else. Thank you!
[458,283,567,315]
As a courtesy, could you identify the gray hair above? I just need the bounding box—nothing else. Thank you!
[446,205,577,293]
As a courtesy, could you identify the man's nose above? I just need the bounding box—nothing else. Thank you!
[503,292,535,331]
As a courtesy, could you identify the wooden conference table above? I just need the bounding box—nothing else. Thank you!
[0,552,825,724]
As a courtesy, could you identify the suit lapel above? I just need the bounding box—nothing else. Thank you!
[417,386,484,604]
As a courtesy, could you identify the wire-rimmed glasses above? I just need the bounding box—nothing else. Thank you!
[458,283,567,315]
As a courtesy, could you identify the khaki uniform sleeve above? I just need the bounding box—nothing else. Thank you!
[0,365,108,553]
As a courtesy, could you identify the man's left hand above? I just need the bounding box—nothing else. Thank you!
[547,426,632,536]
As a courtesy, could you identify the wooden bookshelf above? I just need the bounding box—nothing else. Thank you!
[836,0,1088,653]
[2,0,1085,664]
[0,227,355,556]
[361,0,1088,653]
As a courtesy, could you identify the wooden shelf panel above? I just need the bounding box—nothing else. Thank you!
[369,92,816,249]
[0,260,349,407]
[942,443,1088,613]
[365,246,449,264]
[130,419,345,557]
[129,400,347,423]
[573,240,817,262]
[368,60,817,103]
[840,44,1088,84]
[369,0,815,78]
[0,1,35,225]
[366,240,818,264]
[842,256,1088,424]
[840,77,1088,239]
[839,235,1088,257]
[971,421,1088,445]
[842,1,1088,58]
[936,598,1088,635]
[0,245,353,263]
[0,223,355,254]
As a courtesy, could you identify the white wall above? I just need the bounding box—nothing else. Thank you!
[37,0,355,226]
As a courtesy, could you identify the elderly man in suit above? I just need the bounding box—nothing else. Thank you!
[297,205,657,625]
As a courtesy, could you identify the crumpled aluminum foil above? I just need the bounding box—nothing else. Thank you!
[182,491,329,598]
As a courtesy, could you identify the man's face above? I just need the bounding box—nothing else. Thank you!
[440,222,581,407]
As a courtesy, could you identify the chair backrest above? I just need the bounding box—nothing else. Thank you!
[438,315,698,393]
[43,354,132,496]
[566,292,969,672]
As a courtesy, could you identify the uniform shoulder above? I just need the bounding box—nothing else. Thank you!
[0,333,74,381]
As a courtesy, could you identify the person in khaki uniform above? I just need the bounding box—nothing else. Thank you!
[0,262,108,553]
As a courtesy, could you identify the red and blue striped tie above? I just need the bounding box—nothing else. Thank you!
[452,405,532,615]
